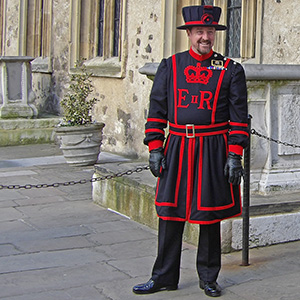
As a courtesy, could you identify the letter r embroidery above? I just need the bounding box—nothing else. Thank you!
[198,91,213,110]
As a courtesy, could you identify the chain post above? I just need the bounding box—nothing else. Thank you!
[241,115,252,266]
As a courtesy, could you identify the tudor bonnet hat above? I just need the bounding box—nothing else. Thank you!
[177,5,227,31]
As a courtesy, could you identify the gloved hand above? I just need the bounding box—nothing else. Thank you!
[149,147,166,177]
[224,152,243,185]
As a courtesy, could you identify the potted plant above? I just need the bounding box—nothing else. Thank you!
[55,59,105,166]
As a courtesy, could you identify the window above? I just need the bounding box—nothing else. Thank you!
[70,0,125,77]
[18,0,52,58]
[97,0,104,57]
[0,1,4,55]
[213,0,259,60]
[113,0,121,57]
[96,0,120,58]
[202,0,214,5]
[226,0,242,58]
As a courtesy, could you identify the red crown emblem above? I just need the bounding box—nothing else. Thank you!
[184,63,213,84]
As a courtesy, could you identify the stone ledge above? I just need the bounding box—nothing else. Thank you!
[93,161,201,250]
[139,62,300,81]
[232,212,300,250]
[0,117,60,146]
[92,161,300,253]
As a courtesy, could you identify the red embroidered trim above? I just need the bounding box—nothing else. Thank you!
[148,140,163,152]
[169,129,228,137]
[188,211,242,224]
[186,138,195,219]
[197,133,235,211]
[229,144,243,156]
[147,118,168,124]
[211,58,231,124]
[184,63,213,84]
[174,137,185,208]
[172,55,178,124]
[229,130,249,137]
[189,48,213,61]
[185,21,218,26]
[158,216,187,222]
[169,121,228,129]
[145,128,164,134]
[223,133,228,156]
[155,138,178,207]
[197,137,204,210]
[158,212,243,225]
[229,122,248,127]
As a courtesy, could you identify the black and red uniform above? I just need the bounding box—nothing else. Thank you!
[144,48,249,224]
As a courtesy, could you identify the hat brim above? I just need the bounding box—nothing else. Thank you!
[177,24,227,31]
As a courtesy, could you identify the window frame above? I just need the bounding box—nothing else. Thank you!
[17,0,52,73]
[225,0,242,58]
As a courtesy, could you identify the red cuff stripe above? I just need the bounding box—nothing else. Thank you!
[229,145,243,156]
[147,118,167,124]
[229,122,248,127]
[145,128,165,135]
[148,140,164,152]
[229,130,249,137]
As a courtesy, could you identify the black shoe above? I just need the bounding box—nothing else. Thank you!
[133,279,178,294]
[199,280,222,297]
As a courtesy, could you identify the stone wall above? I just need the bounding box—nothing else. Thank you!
[2,0,20,56]
[91,0,162,158]
[261,1,300,64]
[248,79,300,194]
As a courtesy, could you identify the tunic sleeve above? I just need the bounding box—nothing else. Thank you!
[228,63,249,155]
[143,59,168,150]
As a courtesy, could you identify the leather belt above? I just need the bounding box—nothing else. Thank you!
[169,122,229,138]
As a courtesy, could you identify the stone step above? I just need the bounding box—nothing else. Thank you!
[92,161,300,253]
[0,117,60,146]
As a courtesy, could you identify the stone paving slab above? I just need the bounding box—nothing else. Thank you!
[1,144,300,300]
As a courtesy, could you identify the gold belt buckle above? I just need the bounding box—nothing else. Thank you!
[186,124,195,138]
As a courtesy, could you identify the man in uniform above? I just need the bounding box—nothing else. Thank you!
[133,5,248,297]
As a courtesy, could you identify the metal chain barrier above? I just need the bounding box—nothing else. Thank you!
[0,165,150,190]
[1,128,300,191]
[251,128,300,148]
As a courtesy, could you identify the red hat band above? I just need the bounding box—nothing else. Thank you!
[177,5,227,31]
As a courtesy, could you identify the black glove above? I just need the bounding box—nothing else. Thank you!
[224,152,243,185]
[149,147,166,177]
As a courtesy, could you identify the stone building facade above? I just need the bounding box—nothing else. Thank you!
[1,0,300,193]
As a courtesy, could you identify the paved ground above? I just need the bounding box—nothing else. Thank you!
[1,144,300,300]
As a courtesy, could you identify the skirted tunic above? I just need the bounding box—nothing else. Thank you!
[144,48,249,224]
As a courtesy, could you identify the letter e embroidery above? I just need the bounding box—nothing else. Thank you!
[178,89,189,108]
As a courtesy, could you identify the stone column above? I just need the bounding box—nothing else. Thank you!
[0,56,38,119]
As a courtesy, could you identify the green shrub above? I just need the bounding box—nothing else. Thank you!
[60,59,97,126]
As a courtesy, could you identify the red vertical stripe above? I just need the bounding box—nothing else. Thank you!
[197,133,235,211]
[174,137,185,207]
[230,184,236,207]
[155,137,170,205]
[197,137,204,210]
[223,133,228,156]
[172,55,178,124]
[211,59,231,124]
[186,138,195,218]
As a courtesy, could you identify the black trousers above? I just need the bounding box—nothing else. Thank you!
[151,219,221,285]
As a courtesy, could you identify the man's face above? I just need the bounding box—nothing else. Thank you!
[187,26,216,55]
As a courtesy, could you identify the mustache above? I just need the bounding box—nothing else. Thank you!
[198,39,211,44]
